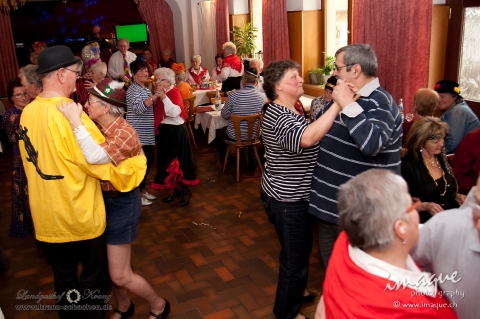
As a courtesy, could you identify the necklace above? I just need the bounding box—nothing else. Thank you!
[422,156,448,196]
[423,156,440,168]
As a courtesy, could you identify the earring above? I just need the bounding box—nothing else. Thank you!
[402,238,407,245]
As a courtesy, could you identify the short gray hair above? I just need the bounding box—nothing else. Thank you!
[89,61,107,77]
[153,67,175,86]
[97,99,125,117]
[249,58,264,70]
[335,43,377,77]
[222,41,237,55]
[338,169,410,251]
[19,64,42,90]
[118,38,130,46]
[175,71,186,82]
[191,55,202,63]
[39,60,83,81]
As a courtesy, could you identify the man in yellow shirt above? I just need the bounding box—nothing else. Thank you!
[19,45,146,319]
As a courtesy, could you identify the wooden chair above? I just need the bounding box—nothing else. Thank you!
[222,113,263,182]
[210,97,228,105]
[446,153,455,163]
[183,95,197,148]
[206,91,224,99]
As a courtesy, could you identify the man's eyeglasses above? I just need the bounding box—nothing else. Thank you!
[12,93,29,99]
[334,64,355,71]
[63,68,82,79]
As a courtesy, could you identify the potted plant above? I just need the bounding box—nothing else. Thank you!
[321,53,335,83]
[230,19,258,59]
[308,67,324,84]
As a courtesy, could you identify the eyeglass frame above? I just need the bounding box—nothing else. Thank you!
[87,98,104,105]
[63,68,82,79]
[12,93,30,99]
[334,63,355,71]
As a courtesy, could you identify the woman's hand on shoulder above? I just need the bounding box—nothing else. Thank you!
[455,193,466,206]
[56,100,84,128]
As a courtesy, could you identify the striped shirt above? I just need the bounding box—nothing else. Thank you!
[221,85,266,140]
[260,102,320,201]
[126,82,155,146]
[309,79,403,224]
[100,116,142,191]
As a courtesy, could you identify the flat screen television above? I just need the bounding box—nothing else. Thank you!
[115,23,149,47]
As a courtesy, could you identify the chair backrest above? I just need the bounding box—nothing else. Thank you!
[183,95,197,123]
[0,97,12,113]
[210,97,228,105]
[206,91,224,99]
[229,113,263,147]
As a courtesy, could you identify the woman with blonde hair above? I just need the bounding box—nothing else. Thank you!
[401,116,465,223]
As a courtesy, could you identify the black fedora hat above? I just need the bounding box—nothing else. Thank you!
[36,45,81,74]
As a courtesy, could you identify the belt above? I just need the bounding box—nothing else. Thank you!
[102,187,138,198]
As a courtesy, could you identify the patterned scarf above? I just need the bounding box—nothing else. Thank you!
[123,53,131,88]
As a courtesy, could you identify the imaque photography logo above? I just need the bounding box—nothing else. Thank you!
[384,271,462,296]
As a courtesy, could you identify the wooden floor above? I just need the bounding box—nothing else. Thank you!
[0,128,325,319]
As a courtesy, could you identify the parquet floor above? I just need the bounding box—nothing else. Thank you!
[0,127,325,319]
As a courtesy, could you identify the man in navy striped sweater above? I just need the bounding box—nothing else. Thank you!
[309,44,403,268]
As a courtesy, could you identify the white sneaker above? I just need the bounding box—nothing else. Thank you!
[142,191,156,200]
[141,197,152,206]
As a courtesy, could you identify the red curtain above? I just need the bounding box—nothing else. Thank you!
[0,11,19,96]
[215,0,229,55]
[262,0,290,68]
[138,0,176,63]
[353,0,432,114]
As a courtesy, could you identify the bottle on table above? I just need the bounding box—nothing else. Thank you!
[215,89,222,111]
[398,98,404,122]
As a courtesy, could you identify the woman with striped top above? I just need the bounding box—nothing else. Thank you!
[260,60,341,319]
[126,59,160,205]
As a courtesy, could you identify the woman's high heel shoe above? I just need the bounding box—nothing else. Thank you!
[150,299,170,319]
[114,301,134,319]
[162,188,181,202]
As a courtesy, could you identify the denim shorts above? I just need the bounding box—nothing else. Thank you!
[103,188,142,245]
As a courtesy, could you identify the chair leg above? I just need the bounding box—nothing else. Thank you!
[245,145,249,165]
[236,148,240,182]
[253,146,263,172]
[223,146,229,173]
[188,123,197,148]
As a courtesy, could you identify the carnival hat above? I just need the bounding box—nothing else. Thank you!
[33,41,47,48]
[434,80,462,98]
[171,63,186,74]
[36,45,81,74]
[88,78,126,108]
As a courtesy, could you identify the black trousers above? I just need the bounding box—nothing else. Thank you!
[140,144,155,191]
[41,234,110,319]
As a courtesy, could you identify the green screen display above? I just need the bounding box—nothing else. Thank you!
[115,23,148,43]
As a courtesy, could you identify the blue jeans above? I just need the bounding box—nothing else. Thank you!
[260,190,312,319]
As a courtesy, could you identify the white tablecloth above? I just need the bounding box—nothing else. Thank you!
[192,89,217,106]
[194,110,229,144]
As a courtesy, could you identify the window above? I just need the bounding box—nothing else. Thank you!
[459,7,480,102]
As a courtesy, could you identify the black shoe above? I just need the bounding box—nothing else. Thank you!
[114,301,135,319]
[162,188,181,202]
[302,291,318,303]
[179,184,191,206]
[150,299,170,318]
